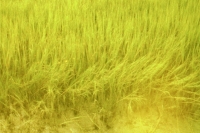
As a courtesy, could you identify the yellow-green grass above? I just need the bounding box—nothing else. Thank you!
[0,0,200,132]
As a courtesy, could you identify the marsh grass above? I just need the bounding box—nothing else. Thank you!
[0,0,200,132]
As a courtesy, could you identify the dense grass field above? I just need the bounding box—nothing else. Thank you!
[0,0,200,132]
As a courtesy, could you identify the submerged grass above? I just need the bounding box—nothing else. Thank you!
[0,0,200,132]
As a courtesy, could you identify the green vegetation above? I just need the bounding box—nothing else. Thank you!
[0,0,200,132]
